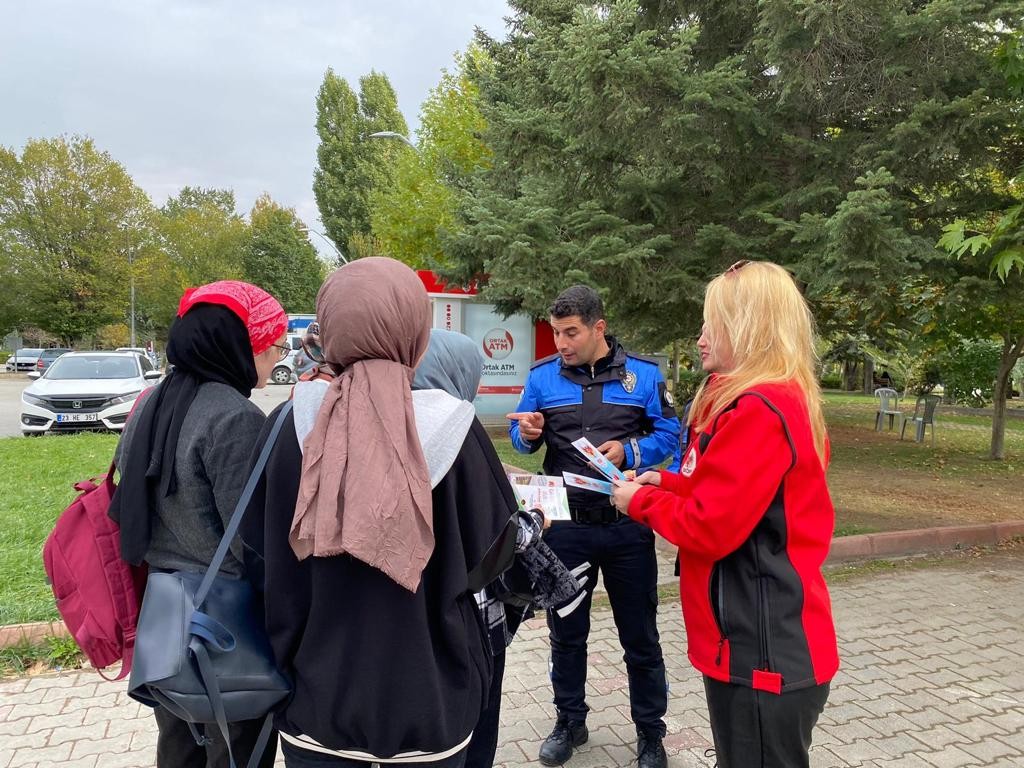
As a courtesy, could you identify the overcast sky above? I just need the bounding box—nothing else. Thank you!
[0,0,510,255]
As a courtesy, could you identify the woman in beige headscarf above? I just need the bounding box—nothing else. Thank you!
[240,258,518,768]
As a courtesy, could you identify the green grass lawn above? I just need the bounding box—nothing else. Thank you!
[492,439,543,474]
[822,391,1023,477]
[1,395,1020,626]
[0,433,118,625]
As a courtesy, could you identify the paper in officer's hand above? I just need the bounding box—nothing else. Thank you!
[570,437,627,482]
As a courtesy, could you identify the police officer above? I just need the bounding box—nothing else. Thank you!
[507,285,679,768]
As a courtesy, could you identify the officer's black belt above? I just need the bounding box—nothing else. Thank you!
[569,505,624,524]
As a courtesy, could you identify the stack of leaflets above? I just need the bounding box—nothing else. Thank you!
[506,473,571,520]
[561,437,628,495]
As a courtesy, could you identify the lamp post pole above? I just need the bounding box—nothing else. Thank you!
[300,225,348,265]
[124,228,136,347]
[130,265,136,347]
[367,131,418,150]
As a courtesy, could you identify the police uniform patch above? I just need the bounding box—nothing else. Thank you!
[664,388,674,406]
[622,370,637,393]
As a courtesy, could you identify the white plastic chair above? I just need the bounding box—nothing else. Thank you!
[874,388,901,431]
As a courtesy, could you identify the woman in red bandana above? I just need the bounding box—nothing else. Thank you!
[110,280,287,768]
[611,262,838,768]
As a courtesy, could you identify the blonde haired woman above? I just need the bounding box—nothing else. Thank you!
[612,261,838,768]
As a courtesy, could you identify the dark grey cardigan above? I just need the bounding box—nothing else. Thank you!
[115,381,266,576]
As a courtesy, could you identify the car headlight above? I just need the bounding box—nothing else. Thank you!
[107,390,143,406]
[22,392,47,406]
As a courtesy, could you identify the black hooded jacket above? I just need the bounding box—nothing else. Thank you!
[239,405,516,761]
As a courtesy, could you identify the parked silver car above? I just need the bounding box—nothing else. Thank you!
[34,348,74,373]
[5,348,43,372]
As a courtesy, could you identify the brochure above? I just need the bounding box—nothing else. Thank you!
[507,473,571,520]
[570,437,628,482]
[562,471,613,496]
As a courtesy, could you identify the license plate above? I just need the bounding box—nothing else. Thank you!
[56,413,99,423]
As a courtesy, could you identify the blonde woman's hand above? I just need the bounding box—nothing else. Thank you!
[610,480,644,515]
[635,471,661,487]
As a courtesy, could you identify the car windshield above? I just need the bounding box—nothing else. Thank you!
[41,349,71,358]
[16,349,43,357]
[46,355,139,380]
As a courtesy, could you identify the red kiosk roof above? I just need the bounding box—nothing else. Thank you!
[416,270,478,296]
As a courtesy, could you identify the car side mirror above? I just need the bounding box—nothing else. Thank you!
[27,372,41,380]
[143,370,163,380]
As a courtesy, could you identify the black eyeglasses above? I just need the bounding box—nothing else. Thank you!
[726,259,751,274]
[271,343,292,360]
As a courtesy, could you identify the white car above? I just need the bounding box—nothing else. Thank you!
[116,346,161,368]
[270,348,307,385]
[20,351,162,436]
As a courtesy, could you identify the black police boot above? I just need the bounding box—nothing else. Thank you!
[538,719,588,766]
[637,731,667,768]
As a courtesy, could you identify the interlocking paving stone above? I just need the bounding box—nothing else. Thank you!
[0,548,1021,767]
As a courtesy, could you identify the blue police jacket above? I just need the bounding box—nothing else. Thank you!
[510,337,680,510]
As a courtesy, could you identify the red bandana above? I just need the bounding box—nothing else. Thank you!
[178,281,287,355]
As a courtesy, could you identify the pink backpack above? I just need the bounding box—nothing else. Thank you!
[43,461,147,679]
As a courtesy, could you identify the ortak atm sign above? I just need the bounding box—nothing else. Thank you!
[482,328,514,359]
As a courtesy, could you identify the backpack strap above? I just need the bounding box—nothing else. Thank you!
[106,390,156,679]
[193,401,293,611]
[190,637,275,768]
[184,401,293,768]
[96,458,136,682]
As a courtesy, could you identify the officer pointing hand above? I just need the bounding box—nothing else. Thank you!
[506,411,545,441]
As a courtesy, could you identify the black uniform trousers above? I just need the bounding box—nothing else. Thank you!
[703,677,830,768]
[543,515,667,737]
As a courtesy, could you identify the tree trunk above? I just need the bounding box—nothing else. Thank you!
[672,340,680,389]
[990,334,1024,461]
[862,355,875,395]
[843,359,859,391]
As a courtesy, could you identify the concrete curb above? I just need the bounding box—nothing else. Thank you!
[4,520,1023,651]
[825,519,1024,563]
[0,620,69,649]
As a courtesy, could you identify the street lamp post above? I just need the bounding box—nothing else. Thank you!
[130,260,136,347]
[123,228,136,347]
[367,131,418,150]
[299,225,348,265]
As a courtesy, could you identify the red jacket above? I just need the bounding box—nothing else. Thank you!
[629,381,839,693]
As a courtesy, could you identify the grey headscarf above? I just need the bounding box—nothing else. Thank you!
[413,331,583,642]
[412,329,484,401]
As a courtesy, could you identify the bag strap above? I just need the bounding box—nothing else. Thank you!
[93,459,135,682]
[182,402,293,768]
[191,637,274,768]
[193,401,293,610]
